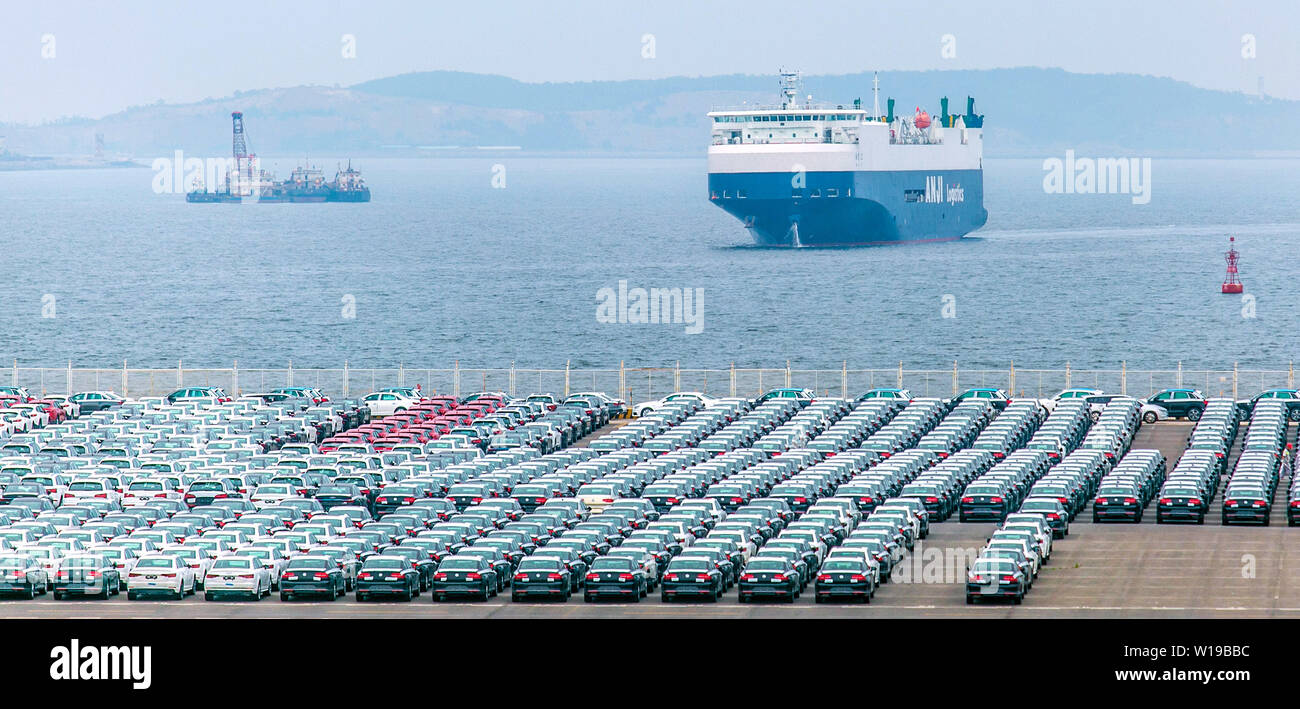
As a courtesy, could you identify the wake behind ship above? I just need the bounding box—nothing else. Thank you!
[708,72,987,247]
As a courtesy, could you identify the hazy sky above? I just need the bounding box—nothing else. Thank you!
[2,0,1296,124]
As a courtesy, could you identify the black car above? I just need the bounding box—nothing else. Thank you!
[381,547,436,590]
[279,556,346,601]
[68,391,125,413]
[966,558,1027,604]
[583,556,648,602]
[1092,486,1144,523]
[1222,492,1271,526]
[1236,389,1300,420]
[959,487,1010,523]
[737,557,801,603]
[814,558,876,603]
[355,557,420,602]
[1147,388,1207,421]
[510,557,573,601]
[1156,488,1207,524]
[316,484,368,511]
[661,557,725,602]
[431,556,498,602]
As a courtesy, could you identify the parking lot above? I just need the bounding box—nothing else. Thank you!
[6,413,1300,619]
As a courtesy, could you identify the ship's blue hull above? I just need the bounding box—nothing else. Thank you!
[708,169,986,246]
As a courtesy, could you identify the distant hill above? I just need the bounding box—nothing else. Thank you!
[2,68,1295,158]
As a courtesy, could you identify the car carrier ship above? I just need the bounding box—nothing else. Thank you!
[186,112,371,203]
[707,71,986,246]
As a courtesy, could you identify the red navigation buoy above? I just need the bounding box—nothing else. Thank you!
[1221,236,1243,294]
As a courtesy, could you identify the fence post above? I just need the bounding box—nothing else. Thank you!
[952,360,958,396]
[288,359,294,387]
[177,359,183,387]
[729,363,736,398]
[232,360,238,397]
[1232,362,1238,400]
[510,361,517,397]
[1065,361,1071,388]
[1177,360,1183,387]
[11,359,15,387]
[842,361,848,399]
[66,360,72,395]
[564,360,571,397]
[123,360,128,397]
[784,360,791,388]
[618,361,625,402]
[1121,361,1127,395]
[1009,360,1015,396]
[453,360,461,398]
[397,362,403,388]
[1291,361,1295,389]
[674,361,681,392]
[897,361,903,388]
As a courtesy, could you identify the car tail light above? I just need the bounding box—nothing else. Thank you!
[817,574,831,582]
[1253,500,1266,507]
[160,573,176,578]
[1123,497,1137,504]
[586,572,599,581]
[730,497,742,503]
[514,573,527,581]
[94,493,108,498]
[432,572,446,581]
[739,573,755,581]
[1097,497,1109,504]
[1001,575,1016,582]
[924,496,939,503]
[358,572,372,580]
[961,497,974,504]
[547,573,565,580]
[664,573,678,581]
[1159,498,1172,505]
[991,496,1004,503]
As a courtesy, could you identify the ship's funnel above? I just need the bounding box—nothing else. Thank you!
[941,97,949,126]
[886,98,895,123]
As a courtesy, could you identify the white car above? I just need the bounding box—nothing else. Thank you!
[633,392,718,417]
[238,547,290,587]
[576,483,623,514]
[17,545,63,590]
[19,474,67,506]
[126,554,196,599]
[162,546,214,587]
[362,391,418,417]
[204,555,271,600]
[1039,388,1103,412]
[0,553,49,597]
[250,484,299,508]
[0,410,31,434]
[1079,393,1169,424]
[64,477,123,505]
[123,478,182,506]
[91,546,137,590]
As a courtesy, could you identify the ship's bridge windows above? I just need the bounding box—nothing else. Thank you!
[826,188,838,198]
